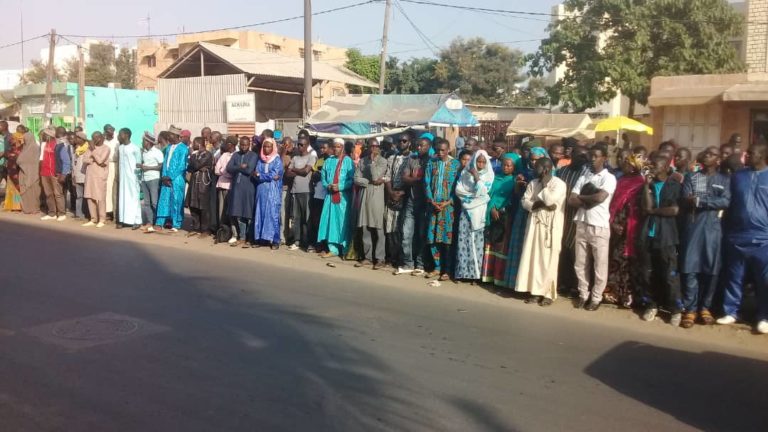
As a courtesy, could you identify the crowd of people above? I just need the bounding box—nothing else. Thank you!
[1,120,766,334]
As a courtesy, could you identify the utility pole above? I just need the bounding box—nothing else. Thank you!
[78,45,85,130]
[303,0,312,119]
[19,4,25,69]
[43,29,56,127]
[378,0,392,94]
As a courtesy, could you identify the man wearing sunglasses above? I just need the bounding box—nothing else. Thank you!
[286,137,317,251]
[386,133,414,270]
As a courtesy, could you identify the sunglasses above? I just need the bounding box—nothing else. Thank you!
[400,139,409,143]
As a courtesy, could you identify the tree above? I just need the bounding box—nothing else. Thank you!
[115,48,136,89]
[84,43,116,87]
[63,56,80,83]
[345,48,380,94]
[20,60,62,84]
[434,37,526,105]
[529,0,744,114]
[508,77,548,107]
[386,57,440,94]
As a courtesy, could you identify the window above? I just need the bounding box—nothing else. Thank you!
[332,87,346,97]
[147,55,157,68]
[299,48,305,58]
[313,50,322,61]
[265,43,281,53]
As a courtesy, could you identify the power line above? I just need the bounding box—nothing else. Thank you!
[0,34,49,51]
[59,0,378,39]
[400,0,768,25]
[399,0,555,19]
[393,0,440,55]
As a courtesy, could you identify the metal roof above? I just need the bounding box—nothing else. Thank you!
[159,42,376,91]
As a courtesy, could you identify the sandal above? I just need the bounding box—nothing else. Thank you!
[699,309,715,325]
[681,312,697,329]
[525,295,541,305]
[438,274,450,282]
[540,298,554,307]
[424,271,439,279]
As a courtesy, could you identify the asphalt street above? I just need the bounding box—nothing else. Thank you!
[1,215,767,431]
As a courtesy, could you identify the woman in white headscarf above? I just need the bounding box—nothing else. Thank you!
[454,150,494,282]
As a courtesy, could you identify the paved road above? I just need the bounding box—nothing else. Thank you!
[1,218,767,431]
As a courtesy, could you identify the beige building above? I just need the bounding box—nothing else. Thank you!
[648,0,768,152]
[136,30,348,91]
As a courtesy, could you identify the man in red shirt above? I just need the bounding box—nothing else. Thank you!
[40,127,71,221]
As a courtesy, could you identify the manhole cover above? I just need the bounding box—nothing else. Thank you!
[52,317,139,341]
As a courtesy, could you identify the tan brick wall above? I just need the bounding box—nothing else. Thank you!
[136,39,179,91]
[747,0,768,72]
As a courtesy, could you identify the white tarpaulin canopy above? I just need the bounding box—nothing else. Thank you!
[304,94,479,139]
[507,113,595,140]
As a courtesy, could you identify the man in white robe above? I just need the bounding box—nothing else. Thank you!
[104,124,120,218]
[516,157,567,305]
[117,128,142,228]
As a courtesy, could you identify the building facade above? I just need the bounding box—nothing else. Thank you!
[136,30,348,92]
[648,0,768,151]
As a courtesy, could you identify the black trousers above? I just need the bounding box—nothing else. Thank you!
[558,246,578,294]
[190,207,210,233]
[309,197,324,246]
[386,231,402,266]
[638,245,683,314]
[291,193,311,248]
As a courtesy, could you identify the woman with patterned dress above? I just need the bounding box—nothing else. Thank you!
[454,150,494,282]
[481,155,518,285]
[603,154,645,307]
[424,140,461,281]
[3,132,24,211]
[253,138,284,249]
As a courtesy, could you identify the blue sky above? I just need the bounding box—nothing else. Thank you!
[1,0,563,69]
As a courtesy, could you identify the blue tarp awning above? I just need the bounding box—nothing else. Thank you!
[304,93,479,139]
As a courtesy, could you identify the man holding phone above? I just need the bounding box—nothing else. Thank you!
[567,143,617,311]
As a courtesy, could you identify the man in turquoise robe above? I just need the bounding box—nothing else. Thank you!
[318,138,355,258]
[155,126,189,232]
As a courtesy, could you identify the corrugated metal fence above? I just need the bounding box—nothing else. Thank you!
[157,74,247,124]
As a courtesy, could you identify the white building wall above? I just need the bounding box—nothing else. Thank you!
[0,69,23,90]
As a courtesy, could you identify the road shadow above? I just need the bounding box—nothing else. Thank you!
[0,219,444,431]
[585,341,768,431]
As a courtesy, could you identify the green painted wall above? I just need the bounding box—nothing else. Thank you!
[84,86,157,142]
[16,83,157,140]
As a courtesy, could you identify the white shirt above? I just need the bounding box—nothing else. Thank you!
[571,168,617,228]
[142,146,165,181]
[105,137,119,162]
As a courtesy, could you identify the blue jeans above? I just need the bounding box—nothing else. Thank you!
[236,217,252,241]
[400,197,426,270]
[682,273,718,313]
[74,183,86,219]
[140,179,160,225]
[722,240,768,321]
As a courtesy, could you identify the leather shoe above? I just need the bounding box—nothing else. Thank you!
[585,301,601,312]
[573,298,586,309]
